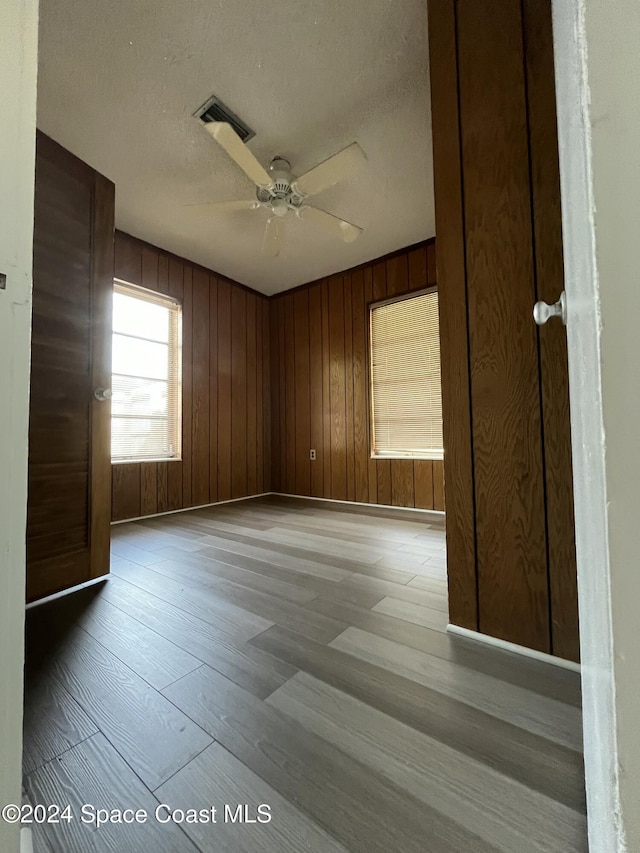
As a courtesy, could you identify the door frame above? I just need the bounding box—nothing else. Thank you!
[0,0,633,851]
[551,0,627,849]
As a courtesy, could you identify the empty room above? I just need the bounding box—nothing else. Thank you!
[4,0,603,851]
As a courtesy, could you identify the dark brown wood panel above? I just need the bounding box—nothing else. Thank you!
[231,286,248,499]
[522,0,579,662]
[270,241,441,511]
[428,0,478,630]
[27,133,114,602]
[429,0,577,659]
[457,0,550,653]
[294,289,311,497]
[112,233,270,521]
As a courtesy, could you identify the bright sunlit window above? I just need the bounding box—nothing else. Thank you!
[369,288,443,460]
[111,280,182,462]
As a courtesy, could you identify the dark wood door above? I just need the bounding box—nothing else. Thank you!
[27,133,115,603]
[429,0,579,660]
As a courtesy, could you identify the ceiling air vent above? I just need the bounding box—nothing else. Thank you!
[194,95,255,143]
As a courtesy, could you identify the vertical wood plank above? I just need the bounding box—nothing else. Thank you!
[391,460,415,508]
[262,298,271,492]
[294,289,311,496]
[217,280,232,501]
[278,298,287,493]
[433,460,446,511]
[167,258,184,509]
[344,275,356,502]
[414,461,435,510]
[140,462,158,516]
[181,267,193,507]
[157,254,168,294]
[458,0,549,652]
[254,297,263,494]
[351,270,369,503]
[428,0,477,630]
[321,280,332,499]
[209,276,219,503]
[156,463,169,512]
[364,266,377,505]
[283,294,296,494]
[308,284,324,498]
[246,292,258,496]
[191,269,210,506]
[269,299,281,493]
[231,286,248,499]
[408,246,428,292]
[426,242,437,286]
[371,261,391,504]
[142,246,159,292]
[523,0,579,662]
[112,464,140,522]
[386,253,409,297]
[328,276,347,500]
[115,234,142,285]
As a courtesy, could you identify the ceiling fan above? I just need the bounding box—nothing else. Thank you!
[190,122,366,257]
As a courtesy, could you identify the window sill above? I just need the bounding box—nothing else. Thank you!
[370,454,444,462]
[111,457,183,465]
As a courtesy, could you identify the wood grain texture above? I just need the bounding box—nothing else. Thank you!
[22,668,98,775]
[457,0,549,653]
[27,132,114,602]
[112,233,270,520]
[270,241,441,510]
[35,620,212,789]
[268,673,586,853]
[25,734,200,852]
[427,0,477,629]
[522,0,579,662]
[24,498,584,853]
[155,742,349,853]
[163,664,498,853]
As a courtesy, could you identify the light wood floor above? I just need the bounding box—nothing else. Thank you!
[23,496,587,852]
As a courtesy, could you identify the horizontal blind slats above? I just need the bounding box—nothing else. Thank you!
[370,290,443,459]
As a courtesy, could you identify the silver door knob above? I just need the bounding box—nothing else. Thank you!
[533,291,566,326]
[94,387,113,402]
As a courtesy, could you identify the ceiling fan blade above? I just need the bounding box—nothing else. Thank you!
[262,217,284,257]
[184,199,259,213]
[299,206,363,243]
[292,142,366,197]
[204,122,273,188]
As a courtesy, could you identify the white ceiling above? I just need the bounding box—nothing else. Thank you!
[37,0,434,295]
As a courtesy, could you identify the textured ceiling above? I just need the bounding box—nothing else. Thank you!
[37,0,434,294]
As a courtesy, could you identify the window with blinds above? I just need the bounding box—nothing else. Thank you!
[111,281,182,463]
[369,288,443,460]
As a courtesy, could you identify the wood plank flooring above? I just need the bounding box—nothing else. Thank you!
[23,496,587,852]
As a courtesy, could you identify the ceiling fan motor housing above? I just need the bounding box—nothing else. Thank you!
[257,157,305,212]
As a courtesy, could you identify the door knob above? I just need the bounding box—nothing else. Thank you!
[94,387,113,402]
[533,291,566,326]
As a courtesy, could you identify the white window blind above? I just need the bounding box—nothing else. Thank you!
[369,289,443,460]
[112,280,182,462]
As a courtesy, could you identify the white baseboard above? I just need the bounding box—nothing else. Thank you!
[110,492,273,525]
[20,827,33,853]
[447,623,581,673]
[272,492,446,521]
[25,574,109,611]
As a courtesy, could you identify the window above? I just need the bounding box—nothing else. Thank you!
[369,288,443,460]
[111,281,182,462]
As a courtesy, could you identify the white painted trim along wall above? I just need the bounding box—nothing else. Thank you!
[0,2,39,852]
[553,0,639,849]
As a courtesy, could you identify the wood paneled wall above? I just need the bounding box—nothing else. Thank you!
[112,232,271,521]
[269,240,445,511]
